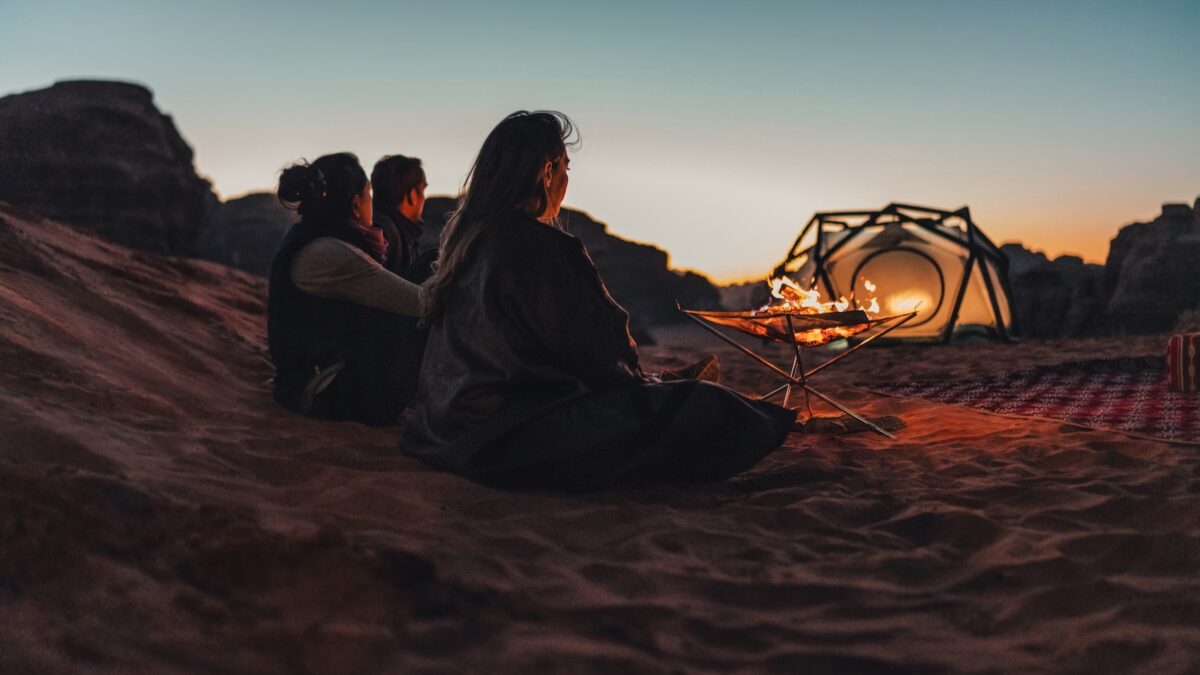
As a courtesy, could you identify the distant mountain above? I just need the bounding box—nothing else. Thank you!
[999,244,1109,339]
[197,194,293,276]
[996,200,1199,338]
[0,80,215,255]
[716,281,770,312]
[1104,201,1200,334]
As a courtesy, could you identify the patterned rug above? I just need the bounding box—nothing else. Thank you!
[868,357,1200,444]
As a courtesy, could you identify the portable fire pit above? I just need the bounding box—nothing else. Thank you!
[679,304,918,438]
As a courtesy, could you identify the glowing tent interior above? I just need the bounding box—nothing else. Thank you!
[772,203,1017,342]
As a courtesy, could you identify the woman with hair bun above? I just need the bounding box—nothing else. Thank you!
[268,152,426,425]
[401,111,796,490]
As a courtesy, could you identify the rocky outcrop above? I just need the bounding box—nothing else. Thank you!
[718,280,772,312]
[998,199,1200,339]
[1104,201,1200,334]
[0,80,214,255]
[196,193,293,275]
[1001,244,1110,339]
[420,197,722,335]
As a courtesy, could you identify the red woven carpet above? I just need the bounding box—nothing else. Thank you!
[869,357,1200,444]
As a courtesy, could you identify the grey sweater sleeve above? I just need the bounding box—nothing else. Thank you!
[290,237,426,317]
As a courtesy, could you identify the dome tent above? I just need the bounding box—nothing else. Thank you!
[772,203,1017,342]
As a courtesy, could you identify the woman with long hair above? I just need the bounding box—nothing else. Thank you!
[401,112,795,490]
[268,152,426,425]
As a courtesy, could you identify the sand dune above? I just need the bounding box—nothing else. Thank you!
[2,201,1199,674]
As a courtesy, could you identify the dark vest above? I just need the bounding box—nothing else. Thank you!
[267,219,388,410]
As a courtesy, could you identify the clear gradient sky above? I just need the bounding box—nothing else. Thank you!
[2,0,1198,281]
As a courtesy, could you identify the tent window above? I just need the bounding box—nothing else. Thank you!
[851,247,946,328]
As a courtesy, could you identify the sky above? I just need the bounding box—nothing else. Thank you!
[2,0,1198,282]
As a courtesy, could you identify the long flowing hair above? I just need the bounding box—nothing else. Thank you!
[424,111,578,322]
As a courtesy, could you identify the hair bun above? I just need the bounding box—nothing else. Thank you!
[308,167,327,200]
[278,161,323,207]
[276,153,367,219]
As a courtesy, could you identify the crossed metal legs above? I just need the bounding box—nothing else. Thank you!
[683,311,917,439]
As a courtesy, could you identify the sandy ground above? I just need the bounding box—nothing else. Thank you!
[2,202,1199,674]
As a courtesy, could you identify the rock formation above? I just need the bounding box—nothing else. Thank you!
[1000,244,1110,339]
[718,280,774,312]
[0,80,214,255]
[1104,201,1200,334]
[1000,198,1200,339]
[197,193,294,275]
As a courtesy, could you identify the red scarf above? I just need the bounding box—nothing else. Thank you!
[357,223,389,261]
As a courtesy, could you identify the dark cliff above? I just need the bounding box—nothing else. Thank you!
[1104,201,1200,334]
[0,80,215,255]
[1001,244,1110,339]
[196,193,293,276]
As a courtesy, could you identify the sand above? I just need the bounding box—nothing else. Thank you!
[2,201,1199,674]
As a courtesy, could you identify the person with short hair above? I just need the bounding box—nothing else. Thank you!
[269,152,426,425]
[401,111,796,490]
[371,154,435,281]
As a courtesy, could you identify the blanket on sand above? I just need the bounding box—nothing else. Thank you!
[868,357,1200,444]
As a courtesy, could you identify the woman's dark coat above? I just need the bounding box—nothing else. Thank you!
[400,212,795,490]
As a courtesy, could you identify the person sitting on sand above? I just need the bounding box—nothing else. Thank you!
[371,154,437,282]
[268,153,427,426]
[399,111,796,490]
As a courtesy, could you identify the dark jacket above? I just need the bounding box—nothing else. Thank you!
[268,218,422,425]
[400,212,794,490]
[375,210,429,280]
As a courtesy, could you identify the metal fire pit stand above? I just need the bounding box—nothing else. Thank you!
[678,306,918,439]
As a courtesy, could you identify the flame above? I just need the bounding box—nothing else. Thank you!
[759,275,880,317]
[754,275,882,346]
